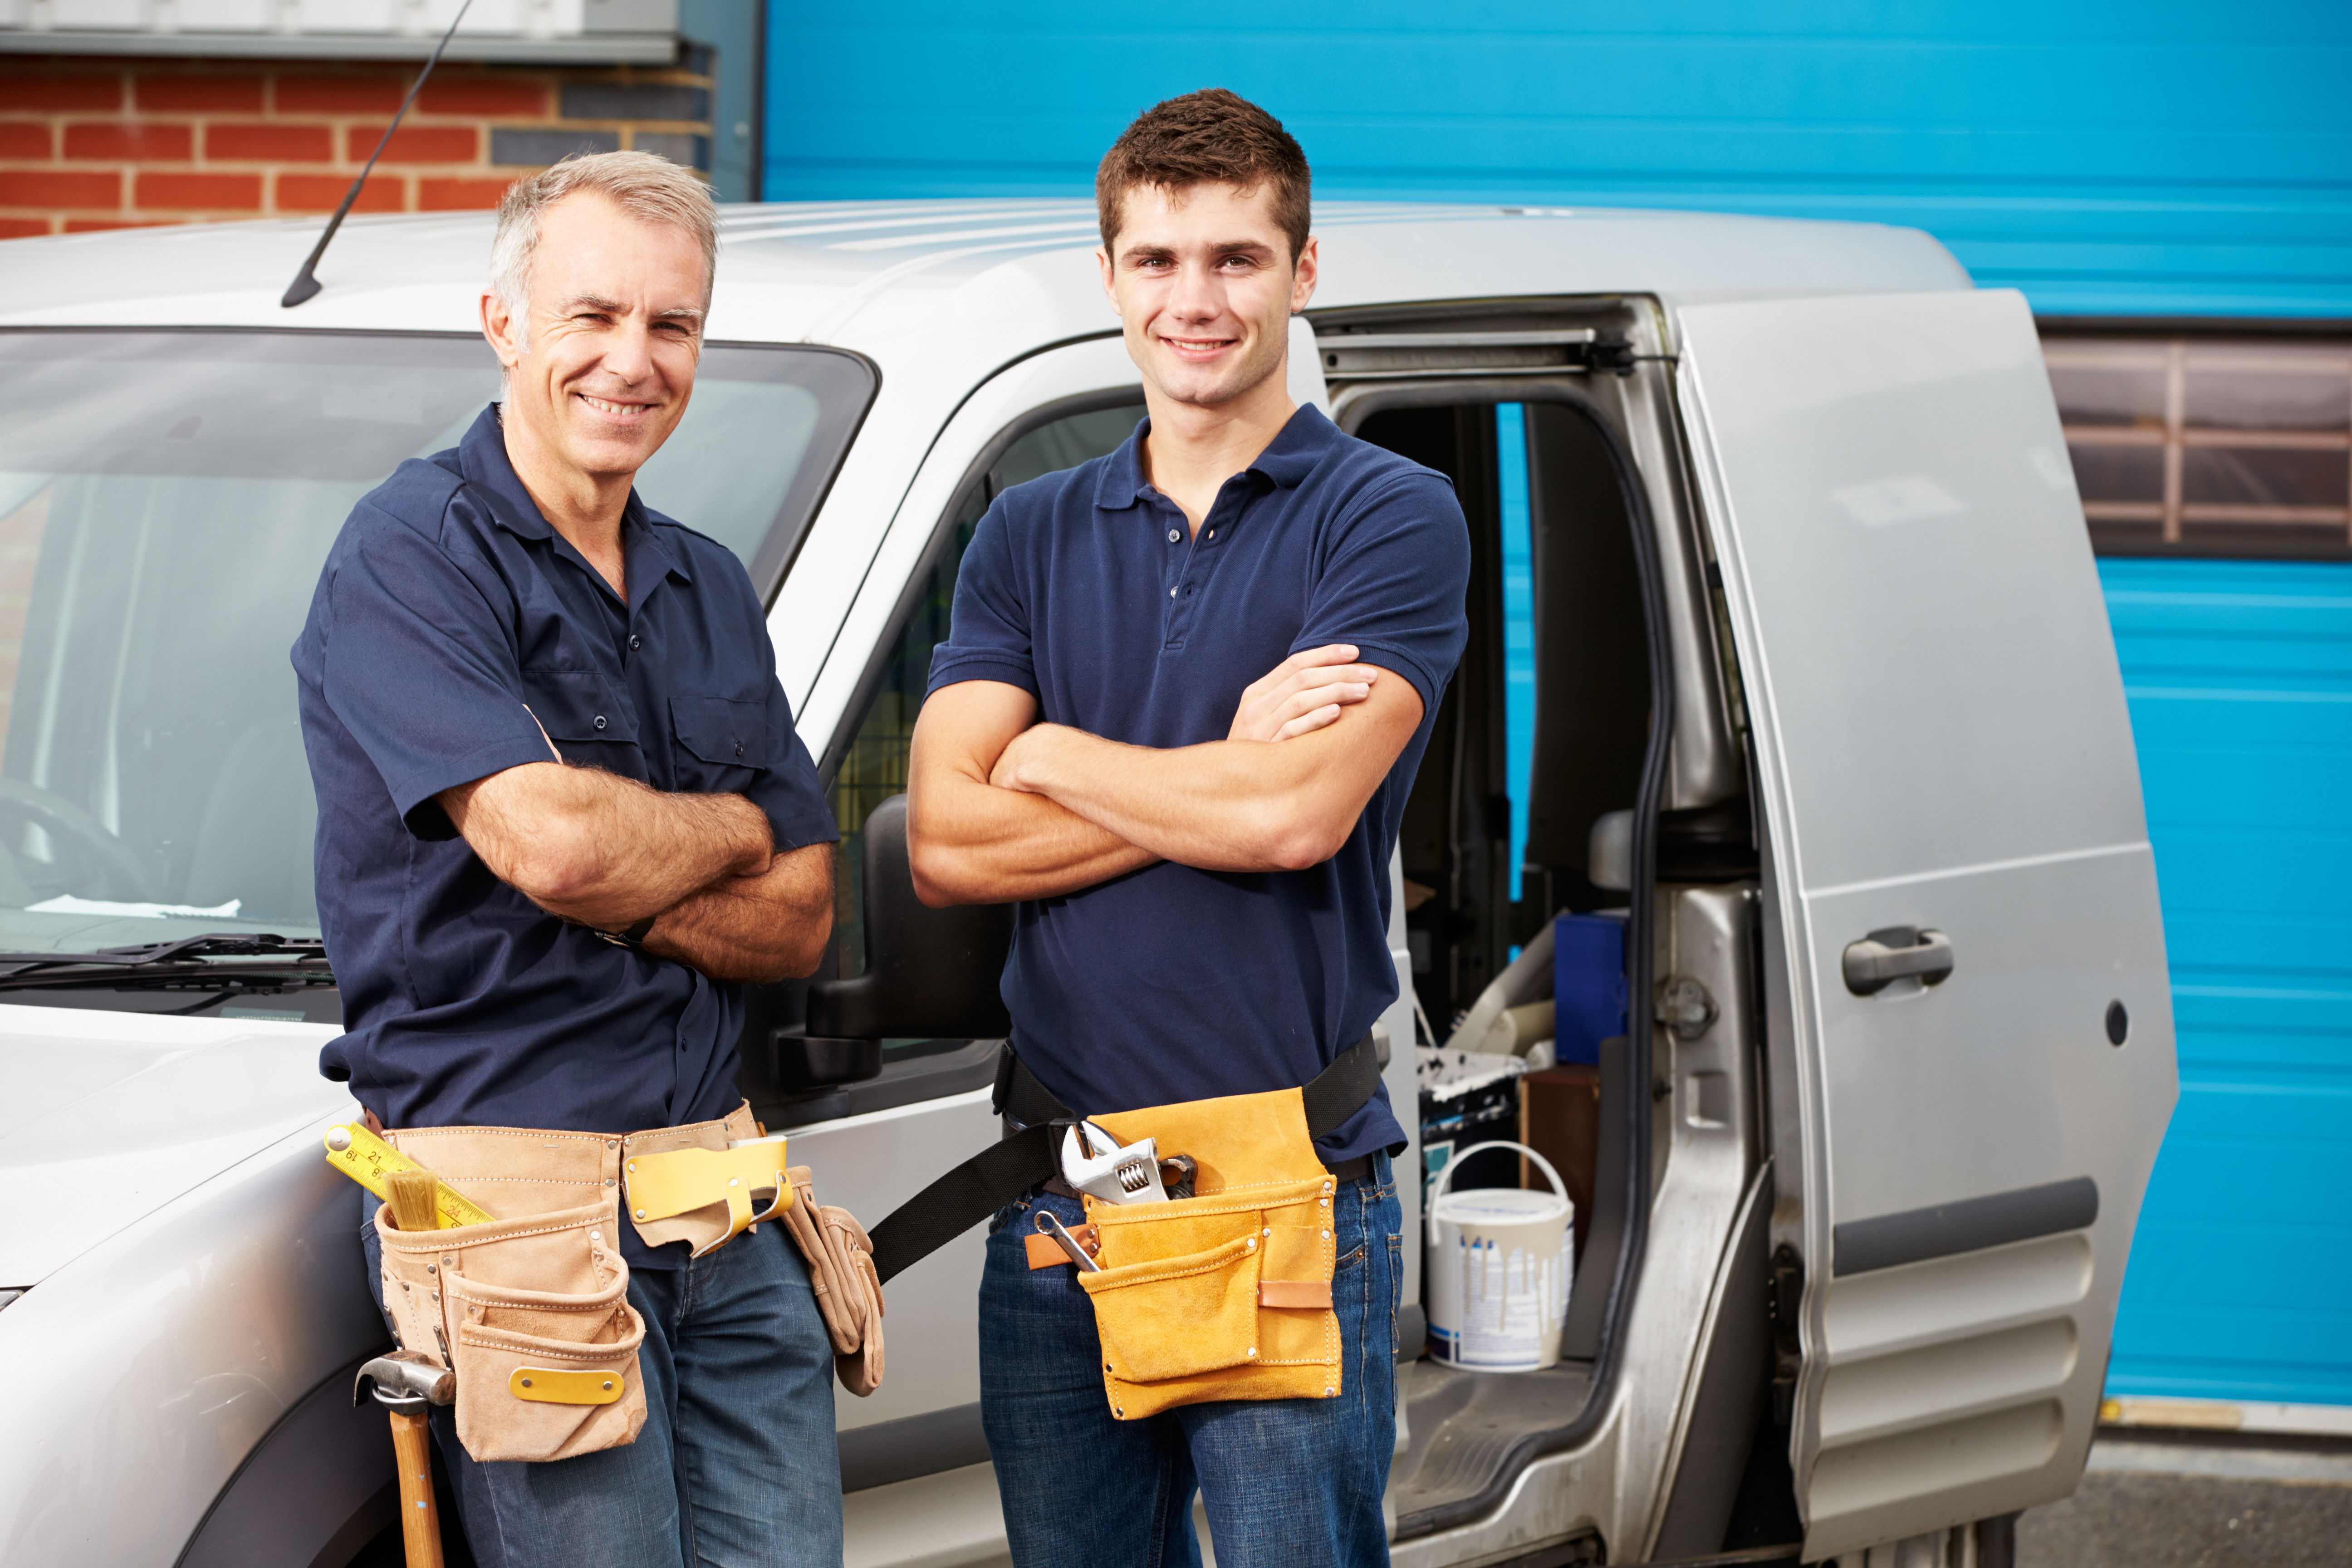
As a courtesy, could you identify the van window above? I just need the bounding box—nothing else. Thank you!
[0,330,871,961]
[827,396,1143,982]
[2042,333,2352,560]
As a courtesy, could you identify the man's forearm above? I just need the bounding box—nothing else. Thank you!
[442,761,771,930]
[908,766,1157,906]
[642,842,834,983]
[994,679,1421,876]
[999,728,1335,872]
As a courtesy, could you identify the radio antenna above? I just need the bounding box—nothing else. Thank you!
[281,0,476,309]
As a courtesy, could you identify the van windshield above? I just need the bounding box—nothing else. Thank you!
[0,330,871,958]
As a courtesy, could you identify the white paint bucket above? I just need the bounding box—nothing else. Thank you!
[1425,1140,1574,1372]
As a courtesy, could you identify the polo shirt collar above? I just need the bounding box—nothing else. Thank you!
[1093,402,1340,511]
[456,404,692,606]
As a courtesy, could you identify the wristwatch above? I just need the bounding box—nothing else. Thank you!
[595,915,657,949]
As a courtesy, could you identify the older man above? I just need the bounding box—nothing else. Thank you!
[292,152,843,1566]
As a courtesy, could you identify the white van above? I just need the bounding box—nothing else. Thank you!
[0,200,2175,1568]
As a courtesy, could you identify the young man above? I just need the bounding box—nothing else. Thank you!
[907,90,1471,1567]
[292,153,844,1566]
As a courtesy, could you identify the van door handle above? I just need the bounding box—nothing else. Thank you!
[1842,927,1954,995]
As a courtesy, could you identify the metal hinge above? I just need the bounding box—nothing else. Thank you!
[1768,1243,1805,1426]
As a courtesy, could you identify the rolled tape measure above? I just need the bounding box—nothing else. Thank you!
[323,1121,495,1229]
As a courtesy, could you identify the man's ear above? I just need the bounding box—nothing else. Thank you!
[1289,236,1319,314]
[480,289,524,371]
[1095,245,1118,312]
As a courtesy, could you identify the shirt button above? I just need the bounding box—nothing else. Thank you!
[629,635,641,651]
[1167,529,1180,543]
[1169,586,1178,598]
[594,715,608,730]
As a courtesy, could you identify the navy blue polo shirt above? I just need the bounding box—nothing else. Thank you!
[926,404,1470,1162]
[293,405,836,1260]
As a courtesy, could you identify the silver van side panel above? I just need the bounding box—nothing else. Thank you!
[1674,288,2178,1559]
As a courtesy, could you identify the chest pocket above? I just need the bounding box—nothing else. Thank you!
[670,695,773,786]
[520,670,638,753]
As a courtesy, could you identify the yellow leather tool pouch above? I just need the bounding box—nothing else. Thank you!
[619,1104,776,1256]
[622,1131,791,1259]
[1071,1085,1343,1420]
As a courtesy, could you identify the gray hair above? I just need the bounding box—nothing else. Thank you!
[488,151,719,346]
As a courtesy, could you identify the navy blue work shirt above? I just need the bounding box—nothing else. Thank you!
[293,406,836,1259]
[926,404,1470,1162]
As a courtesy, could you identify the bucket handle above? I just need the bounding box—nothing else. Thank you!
[1431,1140,1568,1205]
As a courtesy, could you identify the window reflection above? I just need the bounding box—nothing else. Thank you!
[2043,335,2352,559]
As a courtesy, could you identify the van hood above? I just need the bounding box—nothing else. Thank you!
[0,1003,351,1285]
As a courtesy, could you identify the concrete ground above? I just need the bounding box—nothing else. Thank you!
[2019,1432,2352,1568]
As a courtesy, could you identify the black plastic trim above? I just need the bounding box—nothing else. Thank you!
[1833,1177,2099,1278]
[838,1401,991,1493]
[754,1037,1001,1130]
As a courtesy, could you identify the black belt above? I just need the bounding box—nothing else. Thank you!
[866,1033,1384,1284]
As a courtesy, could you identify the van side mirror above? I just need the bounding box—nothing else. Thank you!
[802,793,1013,1051]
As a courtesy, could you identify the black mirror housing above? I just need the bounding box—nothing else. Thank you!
[804,793,1013,1043]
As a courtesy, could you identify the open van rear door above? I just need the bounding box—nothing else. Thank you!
[1672,289,2178,1559]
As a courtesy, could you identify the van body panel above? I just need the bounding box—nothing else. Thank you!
[0,1113,377,1566]
[1672,287,2178,1558]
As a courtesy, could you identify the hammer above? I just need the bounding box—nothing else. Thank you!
[353,1348,454,1567]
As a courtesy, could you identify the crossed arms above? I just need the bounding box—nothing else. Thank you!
[440,762,832,984]
[431,642,1414,975]
[907,645,1423,906]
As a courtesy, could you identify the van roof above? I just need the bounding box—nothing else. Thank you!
[0,199,1971,357]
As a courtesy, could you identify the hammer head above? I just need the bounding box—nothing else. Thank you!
[353,1349,455,1413]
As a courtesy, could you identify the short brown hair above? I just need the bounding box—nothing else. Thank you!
[1096,88,1311,261]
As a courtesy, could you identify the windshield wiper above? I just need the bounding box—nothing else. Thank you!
[0,931,331,991]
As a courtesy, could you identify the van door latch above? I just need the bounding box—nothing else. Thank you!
[1842,927,1954,995]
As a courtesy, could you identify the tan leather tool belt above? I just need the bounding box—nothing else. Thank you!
[375,1102,883,1464]
[1028,1085,1345,1421]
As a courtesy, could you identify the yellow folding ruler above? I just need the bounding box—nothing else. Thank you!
[323,1122,495,1229]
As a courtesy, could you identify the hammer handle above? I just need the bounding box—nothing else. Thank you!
[388,1409,446,1568]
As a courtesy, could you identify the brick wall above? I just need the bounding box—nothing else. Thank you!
[0,53,716,238]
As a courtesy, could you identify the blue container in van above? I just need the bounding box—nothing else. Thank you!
[1552,913,1628,1066]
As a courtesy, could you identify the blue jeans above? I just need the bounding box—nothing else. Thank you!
[979,1154,1402,1568]
[362,1199,842,1568]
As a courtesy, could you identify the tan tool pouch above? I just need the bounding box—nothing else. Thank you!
[777,1166,887,1395]
[376,1103,762,1465]
[374,1193,647,1463]
[1067,1086,1343,1420]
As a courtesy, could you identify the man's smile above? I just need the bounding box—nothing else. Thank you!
[576,392,657,418]
[1158,332,1240,360]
